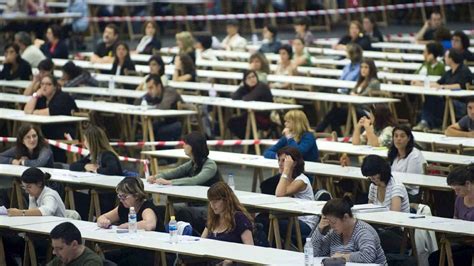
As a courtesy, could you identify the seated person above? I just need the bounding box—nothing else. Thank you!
[428,164,474,266]
[270,44,294,89]
[0,43,33,80]
[38,24,69,59]
[361,154,410,253]
[249,52,270,83]
[227,70,273,139]
[362,16,384,43]
[352,104,397,148]
[317,57,377,135]
[147,131,221,186]
[61,0,89,51]
[445,96,474,137]
[48,222,103,266]
[259,24,281,54]
[433,27,452,51]
[23,74,78,162]
[140,75,183,141]
[451,31,474,62]
[136,55,168,90]
[414,49,473,130]
[97,177,161,265]
[334,21,372,51]
[311,197,387,264]
[291,38,311,68]
[202,181,254,245]
[195,35,217,61]
[110,42,136,76]
[175,31,195,63]
[336,43,363,95]
[0,124,53,168]
[90,23,119,64]
[136,21,161,55]
[221,19,247,52]
[388,125,426,203]
[293,17,314,45]
[60,61,99,87]
[415,11,444,43]
[24,58,54,95]
[172,54,196,82]
[14,31,46,68]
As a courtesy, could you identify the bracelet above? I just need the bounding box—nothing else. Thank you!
[281,173,289,180]
[32,92,39,99]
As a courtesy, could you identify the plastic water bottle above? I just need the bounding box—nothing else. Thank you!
[252,33,258,45]
[304,238,313,266]
[108,76,115,90]
[209,83,217,99]
[128,207,137,234]
[227,173,235,190]
[140,98,148,111]
[169,216,178,244]
[424,76,430,90]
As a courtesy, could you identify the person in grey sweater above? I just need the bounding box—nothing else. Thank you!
[147,131,222,186]
[312,197,387,265]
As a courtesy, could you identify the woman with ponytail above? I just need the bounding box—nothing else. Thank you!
[311,197,386,264]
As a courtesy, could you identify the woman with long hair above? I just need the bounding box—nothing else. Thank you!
[363,16,384,43]
[135,21,161,55]
[111,42,136,77]
[175,31,195,62]
[352,104,398,147]
[0,43,32,80]
[270,44,294,89]
[249,52,270,83]
[334,20,372,51]
[388,125,426,202]
[0,124,53,168]
[291,37,311,68]
[39,24,69,59]
[172,54,196,82]
[147,131,221,186]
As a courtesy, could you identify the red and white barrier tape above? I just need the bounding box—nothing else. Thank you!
[87,0,470,23]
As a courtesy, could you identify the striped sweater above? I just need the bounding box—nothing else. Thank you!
[311,219,387,265]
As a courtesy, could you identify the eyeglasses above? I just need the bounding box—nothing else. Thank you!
[117,194,130,201]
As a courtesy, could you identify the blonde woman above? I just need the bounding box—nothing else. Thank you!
[70,125,122,176]
[175,31,195,63]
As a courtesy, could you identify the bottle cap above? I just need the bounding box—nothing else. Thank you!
[171,215,175,220]
[130,207,135,211]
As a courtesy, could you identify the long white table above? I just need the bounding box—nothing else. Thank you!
[412,131,474,148]
[0,12,81,21]
[0,108,87,124]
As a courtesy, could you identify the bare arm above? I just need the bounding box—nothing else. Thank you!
[91,54,114,64]
[365,126,381,147]
[445,123,474,137]
[241,229,254,245]
[390,196,402,212]
[415,21,429,41]
[97,207,120,228]
[118,208,157,231]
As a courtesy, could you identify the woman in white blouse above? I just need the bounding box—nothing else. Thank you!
[7,167,65,217]
[388,125,427,203]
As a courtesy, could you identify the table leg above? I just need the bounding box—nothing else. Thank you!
[447,97,456,128]
[243,112,252,155]
[0,237,5,266]
[294,217,303,252]
[217,106,224,138]
[284,218,294,250]
[249,111,261,155]
[442,97,450,129]
[14,179,25,209]
[271,214,282,249]
[344,104,355,136]
[23,234,37,266]
[251,168,262,193]
[408,228,419,264]
[65,186,76,210]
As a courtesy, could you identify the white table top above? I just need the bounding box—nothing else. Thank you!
[0,12,81,21]
[64,87,146,99]
[412,131,474,148]
[381,83,474,97]
[372,41,474,53]
[142,149,451,190]
[0,215,67,227]
[181,95,302,111]
[316,140,474,165]
[0,107,87,124]
[52,58,112,71]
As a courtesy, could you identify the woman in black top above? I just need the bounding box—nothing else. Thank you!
[0,43,32,80]
[111,42,136,76]
[172,54,196,82]
[363,16,384,43]
[228,70,274,139]
[334,20,372,51]
[23,74,78,162]
[97,177,162,266]
[39,24,69,59]
[136,21,161,55]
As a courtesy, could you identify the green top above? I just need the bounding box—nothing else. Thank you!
[157,159,218,186]
[47,246,102,266]
[415,61,445,76]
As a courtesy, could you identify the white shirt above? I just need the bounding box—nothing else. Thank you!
[22,45,46,68]
[221,34,247,52]
[391,148,426,195]
[293,174,316,229]
[368,177,410,213]
[29,186,66,217]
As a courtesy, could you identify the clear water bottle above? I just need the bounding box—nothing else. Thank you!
[304,237,313,266]
[108,76,115,90]
[169,215,178,244]
[128,207,137,234]
[424,76,430,90]
[209,83,217,99]
[140,98,148,111]
[227,173,235,190]
[252,33,258,45]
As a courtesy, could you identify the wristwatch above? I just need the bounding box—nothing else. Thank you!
[22,210,26,216]
[32,92,39,99]
[281,173,289,180]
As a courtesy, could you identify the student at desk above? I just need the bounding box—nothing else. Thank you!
[23,74,78,163]
[269,44,294,90]
[172,54,196,82]
[38,24,69,59]
[352,104,397,148]
[334,21,372,51]
[293,17,314,46]
[362,16,384,43]
[60,61,99,88]
[136,55,168,90]
[259,25,282,54]
[23,58,54,96]
[445,96,474,137]
[90,24,119,64]
[110,42,136,77]
[451,31,474,62]
[0,43,33,81]
[428,164,474,266]
[175,31,196,63]
[249,52,270,83]
[97,177,163,266]
[361,155,410,254]
[291,38,311,68]
[135,21,161,55]
[221,19,247,52]
[311,197,386,264]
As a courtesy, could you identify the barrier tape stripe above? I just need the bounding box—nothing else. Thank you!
[86,0,470,22]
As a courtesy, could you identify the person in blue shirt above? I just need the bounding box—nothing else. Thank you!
[261,110,318,195]
[338,43,363,94]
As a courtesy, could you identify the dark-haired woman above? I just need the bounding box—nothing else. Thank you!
[334,20,372,51]
[172,54,196,82]
[352,104,397,148]
[311,197,386,264]
[388,125,426,202]
[24,74,78,162]
[0,43,32,80]
[39,24,69,59]
[135,21,161,55]
[136,55,168,90]
[24,58,54,96]
[270,44,294,89]
[362,16,384,43]
[0,124,53,168]
[428,164,474,266]
[227,70,273,139]
[60,61,98,87]
[98,177,162,265]
[111,42,136,76]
